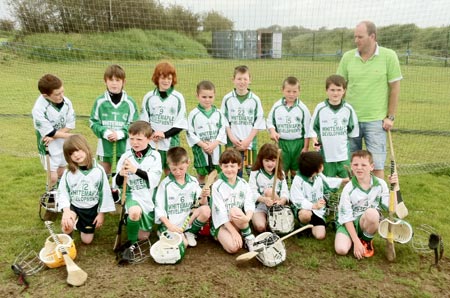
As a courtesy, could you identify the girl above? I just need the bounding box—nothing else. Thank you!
[57,134,116,244]
[249,143,289,233]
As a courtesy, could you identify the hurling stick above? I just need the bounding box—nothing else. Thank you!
[113,175,128,251]
[388,130,408,219]
[182,169,218,231]
[236,224,313,262]
[385,157,397,262]
[271,149,282,202]
[44,221,88,286]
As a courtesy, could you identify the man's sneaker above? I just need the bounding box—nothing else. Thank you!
[360,238,374,258]
[185,232,197,247]
[245,234,256,251]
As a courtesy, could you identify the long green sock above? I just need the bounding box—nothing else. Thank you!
[240,226,252,238]
[126,219,140,243]
[187,218,205,234]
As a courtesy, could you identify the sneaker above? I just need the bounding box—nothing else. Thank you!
[244,234,256,251]
[360,238,374,258]
[184,232,197,247]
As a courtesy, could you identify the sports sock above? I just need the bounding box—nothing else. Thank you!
[187,218,205,234]
[362,231,374,242]
[126,219,140,243]
[240,226,252,238]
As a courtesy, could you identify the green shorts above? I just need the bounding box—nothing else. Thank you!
[336,216,362,237]
[125,199,155,232]
[279,138,304,172]
[196,165,221,176]
[210,223,220,239]
[158,150,168,170]
[323,160,350,178]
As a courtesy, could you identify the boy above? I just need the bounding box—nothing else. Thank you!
[267,76,311,182]
[187,80,227,184]
[211,148,256,253]
[310,74,359,178]
[114,121,162,253]
[155,147,211,247]
[290,151,347,240]
[335,150,397,259]
[221,65,265,177]
[90,64,139,176]
[32,74,75,189]
[140,61,188,176]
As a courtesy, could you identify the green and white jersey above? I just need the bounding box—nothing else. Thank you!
[155,173,202,227]
[57,159,115,212]
[248,169,290,212]
[290,173,342,219]
[266,98,311,140]
[32,95,76,156]
[338,175,389,225]
[221,89,265,149]
[187,105,228,166]
[140,87,188,151]
[309,100,359,162]
[211,172,255,228]
[89,91,138,158]
[113,148,162,214]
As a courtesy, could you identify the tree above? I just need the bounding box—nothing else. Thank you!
[202,11,233,31]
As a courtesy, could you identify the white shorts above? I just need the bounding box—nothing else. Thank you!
[254,202,269,214]
[40,152,67,171]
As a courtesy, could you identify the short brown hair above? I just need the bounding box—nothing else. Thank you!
[151,61,177,86]
[104,64,126,81]
[233,65,250,78]
[325,74,347,90]
[38,74,62,95]
[252,143,283,180]
[351,150,374,164]
[128,121,153,138]
[196,80,215,95]
[359,20,377,39]
[63,134,93,173]
[167,147,189,164]
[298,151,323,178]
[282,76,300,89]
[219,148,242,165]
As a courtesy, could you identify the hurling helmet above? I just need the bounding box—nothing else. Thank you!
[378,218,413,244]
[39,234,77,268]
[253,232,286,267]
[268,204,295,234]
[150,231,186,264]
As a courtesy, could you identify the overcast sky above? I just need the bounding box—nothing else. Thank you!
[1,0,449,30]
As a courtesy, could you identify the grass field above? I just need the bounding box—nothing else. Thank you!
[1,56,450,297]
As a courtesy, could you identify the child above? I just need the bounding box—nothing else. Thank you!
[187,80,227,184]
[155,147,211,248]
[290,151,347,240]
[309,74,359,178]
[248,143,289,233]
[114,121,163,252]
[140,61,188,176]
[335,150,397,259]
[32,74,76,189]
[221,65,265,177]
[57,134,115,244]
[90,64,139,176]
[211,148,256,253]
[267,76,311,182]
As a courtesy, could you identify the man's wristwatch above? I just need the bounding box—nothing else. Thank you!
[387,115,395,121]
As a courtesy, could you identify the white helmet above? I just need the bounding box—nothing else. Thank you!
[378,218,413,244]
[253,232,286,267]
[150,231,186,264]
[268,205,295,234]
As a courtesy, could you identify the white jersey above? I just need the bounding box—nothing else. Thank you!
[266,98,311,140]
[32,95,76,156]
[113,148,162,214]
[57,160,115,213]
[290,173,342,219]
[155,174,202,227]
[186,105,228,165]
[309,100,359,162]
[338,175,389,225]
[248,169,290,213]
[211,173,255,228]
[221,89,265,149]
[140,88,188,151]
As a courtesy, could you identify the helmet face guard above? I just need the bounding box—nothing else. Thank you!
[12,248,45,276]
[117,239,152,265]
[39,190,59,221]
[254,232,286,267]
[150,231,186,264]
[268,204,295,234]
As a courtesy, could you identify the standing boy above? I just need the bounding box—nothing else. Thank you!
[309,74,359,178]
[187,80,227,184]
[155,147,211,247]
[211,148,256,253]
[267,76,311,182]
[335,150,397,259]
[140,61,188,176]
[114,121,162,253]
[221,65,265,177]
[32,74,75,189]
[90,64,139,176]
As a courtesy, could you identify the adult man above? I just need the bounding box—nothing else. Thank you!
[337,20,402,179]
